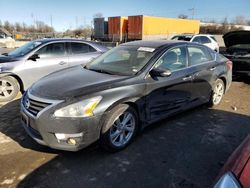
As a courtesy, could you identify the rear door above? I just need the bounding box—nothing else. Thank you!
[68,42,101,67]
[145,45,195,121]
[187,45,216,103]
[22,42,69,87]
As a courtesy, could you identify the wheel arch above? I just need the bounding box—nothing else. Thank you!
[218,76,227,93]
[100,97,144,135]
[0,73,24,93]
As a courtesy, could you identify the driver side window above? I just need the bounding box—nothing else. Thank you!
[36,43,66,58]
[155,46,187,71]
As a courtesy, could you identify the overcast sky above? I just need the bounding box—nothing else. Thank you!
[1,0,250,31]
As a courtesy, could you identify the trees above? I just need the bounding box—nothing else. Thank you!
[178,14,188,19]
[0,20,54,33]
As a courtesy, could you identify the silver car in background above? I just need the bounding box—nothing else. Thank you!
[0,39,108,102]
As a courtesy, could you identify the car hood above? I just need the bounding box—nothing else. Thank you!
[29,65,130,100]
[223,30,250,48]
[0,55,19,63]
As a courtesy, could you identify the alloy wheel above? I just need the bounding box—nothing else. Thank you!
[109,112,136,147]
[213,82,224,105]
[0,79,15,99]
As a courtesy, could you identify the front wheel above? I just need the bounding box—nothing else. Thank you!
[100,104,138,152]
[209,79,225,107]
[0,76,20,102]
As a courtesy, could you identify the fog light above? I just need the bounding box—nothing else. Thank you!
[55,132,83,142]
[67,138,77,145]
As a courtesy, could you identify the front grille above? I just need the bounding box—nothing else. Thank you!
[23,93,51,116]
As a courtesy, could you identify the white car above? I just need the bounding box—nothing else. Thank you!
[171,34,219,52]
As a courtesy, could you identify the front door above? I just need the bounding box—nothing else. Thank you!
[21,42,69,88]
[145,45,195,121]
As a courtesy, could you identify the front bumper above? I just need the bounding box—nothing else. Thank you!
[20,98,103,151]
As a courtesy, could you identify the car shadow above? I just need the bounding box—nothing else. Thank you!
[232,76,250,84]
[15,107,250,188]
[0,99,61,154]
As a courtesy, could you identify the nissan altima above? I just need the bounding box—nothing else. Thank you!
[21,40,232,152]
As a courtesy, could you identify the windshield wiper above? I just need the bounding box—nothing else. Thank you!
[88,68,115,75]
[1,53,8,56]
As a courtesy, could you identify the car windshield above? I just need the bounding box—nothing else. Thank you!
[7,41,43,57]
[171,36,192,41]
[85,45,155,76]
[210,36,217,42]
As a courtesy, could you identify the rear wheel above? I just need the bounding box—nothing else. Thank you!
[100,104,138,152]
[209,79,225,106]
[0,76,20,102]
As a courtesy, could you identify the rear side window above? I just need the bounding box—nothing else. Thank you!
[36,43,66,58]
[70,42,96,54]
[200,36,211,44]
[188,46,213,66]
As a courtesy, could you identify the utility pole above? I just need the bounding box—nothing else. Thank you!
[75,16,78,29]
[50,15,53,28]
[188,8,195,19]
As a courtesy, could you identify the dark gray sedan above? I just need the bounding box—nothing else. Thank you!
[0,39,108,102]
[21,40,232,152]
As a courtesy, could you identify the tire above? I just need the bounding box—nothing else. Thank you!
[0,76,20,102]
[209,79,225,107]
[100,104,139,152]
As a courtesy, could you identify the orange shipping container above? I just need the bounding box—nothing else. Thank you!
[128,15,200,40]
[108,16,128,42]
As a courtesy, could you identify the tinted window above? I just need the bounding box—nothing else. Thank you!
[192,37,201,43]
[71,43,96,54]
[155,46,187,71]
[200,36,211,44]
[188,46,213,66]
[36,43,65,57]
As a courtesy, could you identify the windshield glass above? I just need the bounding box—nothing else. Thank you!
[8,41,43,57]
[85,46,155,76]
[171,36,192,41]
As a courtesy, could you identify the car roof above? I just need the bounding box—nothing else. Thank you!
[173,34,214,37]
[121,40,188,48]
[34,38,108,51]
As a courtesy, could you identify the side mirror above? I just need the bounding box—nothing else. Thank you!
[28,54,40,61]
[150,68,172,77]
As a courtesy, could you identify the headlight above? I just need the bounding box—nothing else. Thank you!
[54,96,102,118]
[214,172,241,188]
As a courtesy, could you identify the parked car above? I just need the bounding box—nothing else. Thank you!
[0,39,108,102]
[221,30,250,78]
[21,40,232,152]
[214,134,250,188]
[171,34,220,52]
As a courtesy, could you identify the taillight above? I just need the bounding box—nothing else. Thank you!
[226,60,233,70]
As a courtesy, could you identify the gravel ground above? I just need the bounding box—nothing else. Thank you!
[0,81,249,188]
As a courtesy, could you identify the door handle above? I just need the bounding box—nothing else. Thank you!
[209,67,216,71]
[59,61,67,65]
[182,75,192,81]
